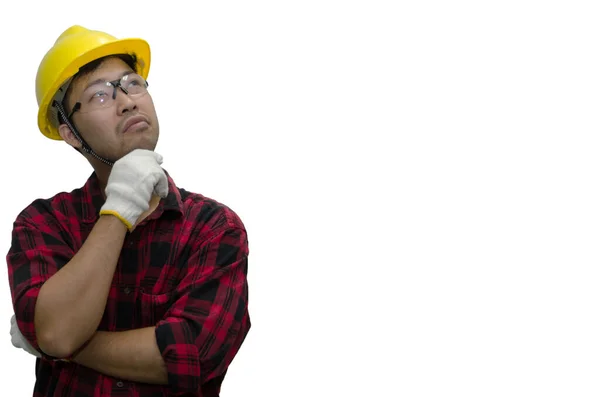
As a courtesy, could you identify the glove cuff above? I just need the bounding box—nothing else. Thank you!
[99,209,134,231]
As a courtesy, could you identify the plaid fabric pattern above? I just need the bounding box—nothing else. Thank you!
[7,171,250,396]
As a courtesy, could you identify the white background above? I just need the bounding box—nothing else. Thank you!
[0,0,599,396]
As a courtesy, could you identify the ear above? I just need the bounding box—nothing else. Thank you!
[58,123,83,150]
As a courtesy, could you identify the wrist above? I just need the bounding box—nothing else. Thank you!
[100,193,149,231]
[99,210,133,231]
[97,211,132,233]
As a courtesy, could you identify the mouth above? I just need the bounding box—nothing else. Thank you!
[122,116,149,134]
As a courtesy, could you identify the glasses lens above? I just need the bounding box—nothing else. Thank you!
[83,81,113,109]
[121,74,147,95]
[77,73,149,113]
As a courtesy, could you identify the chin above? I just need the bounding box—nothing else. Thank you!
[127,133,158,151]
[133,142,157,152]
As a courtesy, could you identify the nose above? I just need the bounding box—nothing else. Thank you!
[115,87,137,115]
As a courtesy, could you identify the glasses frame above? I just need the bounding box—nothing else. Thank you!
[67,73,150,119]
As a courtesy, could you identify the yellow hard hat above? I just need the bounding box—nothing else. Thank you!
[36,25,151,140]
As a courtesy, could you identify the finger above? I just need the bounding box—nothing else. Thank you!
[153,152,163,164]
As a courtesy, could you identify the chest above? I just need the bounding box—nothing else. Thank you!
[77,216,196,331]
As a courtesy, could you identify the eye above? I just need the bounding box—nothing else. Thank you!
[125,80,142,89]
[89,91,108,102]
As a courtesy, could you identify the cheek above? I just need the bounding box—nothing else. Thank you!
[140,96,157,115]
[80,114,119,139]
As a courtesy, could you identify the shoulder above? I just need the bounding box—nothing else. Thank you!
[177,187,247,237]
[12,187,83,230]
[178,187,246,230]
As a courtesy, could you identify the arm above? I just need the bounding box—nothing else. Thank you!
[7,209,126,359]
[72,327,168,384]
[69,225,251,393]
[155,225,251,394]
[35,215,127,357]
[8,150,168,359]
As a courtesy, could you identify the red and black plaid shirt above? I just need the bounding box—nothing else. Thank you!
[6,171,250,396]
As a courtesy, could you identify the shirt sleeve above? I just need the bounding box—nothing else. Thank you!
[154,224,251,394]
[6,207,74,354]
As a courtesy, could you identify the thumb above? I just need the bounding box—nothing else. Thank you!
[153,152,163,165]
[154,173,169,198]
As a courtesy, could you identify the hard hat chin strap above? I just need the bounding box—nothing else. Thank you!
[53,101,115,167]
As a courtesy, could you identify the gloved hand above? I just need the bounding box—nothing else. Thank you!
[10,314,41,358]
[100,149,168,231]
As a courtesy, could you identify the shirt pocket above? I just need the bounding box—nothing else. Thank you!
[139,289,177,327]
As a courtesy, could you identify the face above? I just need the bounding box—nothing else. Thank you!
[60,57,160,161]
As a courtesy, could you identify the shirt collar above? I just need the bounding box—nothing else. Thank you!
[81,169,184,224]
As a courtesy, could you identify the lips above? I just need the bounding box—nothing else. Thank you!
[122,115,149,133]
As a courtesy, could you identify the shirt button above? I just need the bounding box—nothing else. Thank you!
[123,287,131,295]
[116,381,124,387]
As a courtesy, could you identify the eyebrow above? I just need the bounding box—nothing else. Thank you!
[83,70,135,91]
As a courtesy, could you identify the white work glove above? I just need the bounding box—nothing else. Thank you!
[10,314,41,358]
[100,149,168,230]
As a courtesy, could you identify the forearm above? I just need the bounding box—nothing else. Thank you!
[73,327,168,385]
[35,215,127,357]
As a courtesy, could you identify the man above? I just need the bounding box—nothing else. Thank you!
[6,25,251,396]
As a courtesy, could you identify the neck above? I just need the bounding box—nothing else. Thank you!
[92,164,112,200]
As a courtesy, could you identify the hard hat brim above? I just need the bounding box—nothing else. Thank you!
[37,38,151,141]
